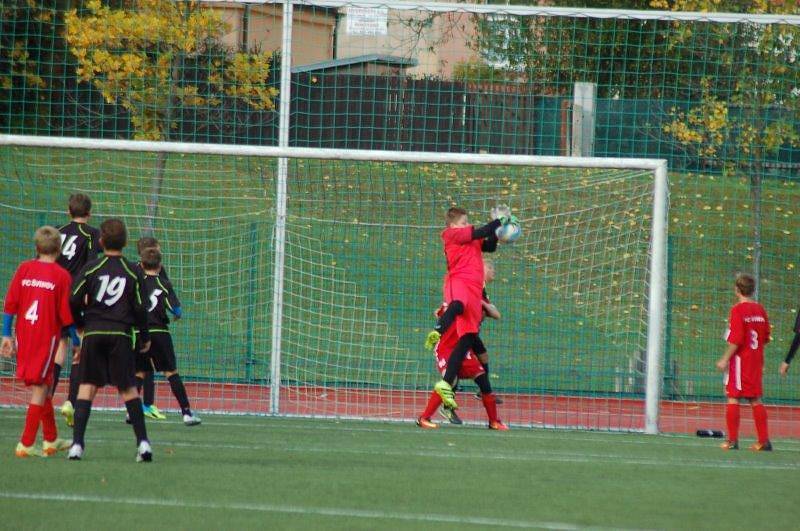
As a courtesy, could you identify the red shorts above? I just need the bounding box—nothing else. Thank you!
[724,354,763,398]
[15,336,58,387]
[434,330,485,380]
[444,277,483,336]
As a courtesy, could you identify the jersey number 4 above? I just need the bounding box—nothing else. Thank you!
[61,234,78,260]
[96,275,126,306]
[25,300,39,324]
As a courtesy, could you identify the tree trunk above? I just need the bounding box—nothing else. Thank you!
[750,167,763,299]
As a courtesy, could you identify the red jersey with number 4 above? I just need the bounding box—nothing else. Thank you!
[3,260,73,385]
[724,301,770,398]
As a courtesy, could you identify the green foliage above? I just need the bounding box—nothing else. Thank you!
[64,0,277,140]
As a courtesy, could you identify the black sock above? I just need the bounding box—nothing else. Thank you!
[168,374,192,415]
[481,362,490,377]
[51,363,62,397]
[434,300,463,334]
[67,365,81,404]
[72,399,92,448]
[143,372,155,407]
[136,376,144,395]
[442,333,476,385]
[125,398,148,445]
[475,373,493,395]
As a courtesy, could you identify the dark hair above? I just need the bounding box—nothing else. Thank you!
[100,218,127,251]
[446,207,468,225]
[735,273,756,297]
[68,193,92,218]
[137,236,159,255]
[140,247,162,270]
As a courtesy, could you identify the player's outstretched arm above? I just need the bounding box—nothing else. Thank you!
[472,219,502,240]
[781,332,800,375]
[482,301,501,320]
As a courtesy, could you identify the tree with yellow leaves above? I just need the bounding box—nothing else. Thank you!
[65,0,278,230]
[659,0,800,295]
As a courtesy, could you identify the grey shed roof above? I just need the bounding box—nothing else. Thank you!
[291,54,418,74]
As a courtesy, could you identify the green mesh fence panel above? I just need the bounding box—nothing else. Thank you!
[0,1,799,434]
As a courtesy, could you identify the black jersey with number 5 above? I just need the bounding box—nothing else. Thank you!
[57,221,102,278]
[70,255,149,342]
[143,273,180,329]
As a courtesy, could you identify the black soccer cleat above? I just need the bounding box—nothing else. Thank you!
[438,405,463,425]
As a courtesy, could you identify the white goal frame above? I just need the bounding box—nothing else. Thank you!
[0,133,669,433]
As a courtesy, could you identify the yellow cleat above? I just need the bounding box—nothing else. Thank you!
[424,330,441,350]
[43,438,72,456]
[61,400,74,427]
[434,380,458,410]
[15,442,42,458]
[143,405,166,420]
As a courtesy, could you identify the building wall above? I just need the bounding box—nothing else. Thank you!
[209,3,336,67]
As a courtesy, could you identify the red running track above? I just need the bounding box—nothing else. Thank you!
[2,377,798,438]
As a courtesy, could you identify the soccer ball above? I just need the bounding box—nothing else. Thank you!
[495,222,521,243]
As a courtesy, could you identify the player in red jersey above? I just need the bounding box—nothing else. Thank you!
[1,227,75,457]
[430,206,515,409]
[715,273,772,451]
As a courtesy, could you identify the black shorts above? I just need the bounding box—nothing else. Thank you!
[78,332,137,390]
[473,336,487,356]
[136,332,177,373]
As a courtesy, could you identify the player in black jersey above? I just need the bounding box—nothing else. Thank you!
[133,236,171,420]
[55,193,102,427]
[67,219,153,462]
[137,248,200,426]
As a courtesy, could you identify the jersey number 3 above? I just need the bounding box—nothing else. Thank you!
[749,330,759,350]
[96,275,126,306]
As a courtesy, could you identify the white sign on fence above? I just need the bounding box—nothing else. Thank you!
[346,7,388,36]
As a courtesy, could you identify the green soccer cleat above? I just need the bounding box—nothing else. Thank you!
[438,405,463,425]
[61,400,74,427]
[143,404,166,420]
[424,330,441,350]
[43,438,72,456]
[434,380,458,410]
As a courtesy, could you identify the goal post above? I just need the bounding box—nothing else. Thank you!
[0,133,668,433]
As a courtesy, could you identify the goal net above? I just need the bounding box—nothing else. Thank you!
[0,139,666,432]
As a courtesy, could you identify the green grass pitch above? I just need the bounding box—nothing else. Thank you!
[1,411,798,530]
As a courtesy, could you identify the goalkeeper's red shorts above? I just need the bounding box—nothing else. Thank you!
[443,276,483,336]
[434,329,485,380]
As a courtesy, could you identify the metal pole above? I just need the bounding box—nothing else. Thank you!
[269,0,294,415]
[644,161,669,434]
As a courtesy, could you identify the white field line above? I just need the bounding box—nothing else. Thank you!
[0,491,597,530]
[1,433,796,471]
[1,412,800,451]
[4,411,799,451]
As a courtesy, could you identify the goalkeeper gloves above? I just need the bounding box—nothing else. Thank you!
[490,204,511,221]
[499,214,519,226]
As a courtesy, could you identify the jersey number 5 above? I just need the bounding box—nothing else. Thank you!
[148,289,163,312]
[96,275,126,306]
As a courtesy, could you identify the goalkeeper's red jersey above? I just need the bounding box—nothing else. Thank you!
[441,225,485,286]
[3,259,73,385]
[724,300,770,398]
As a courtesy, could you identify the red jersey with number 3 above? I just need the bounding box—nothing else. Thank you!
[3,260,73,385]
[724,301,770,398]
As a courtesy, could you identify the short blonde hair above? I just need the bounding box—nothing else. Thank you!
[35,226,62,256]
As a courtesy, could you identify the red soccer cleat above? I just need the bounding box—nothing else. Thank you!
[488,420,509,431]
[416,417,438,429]
[749,441,773,452]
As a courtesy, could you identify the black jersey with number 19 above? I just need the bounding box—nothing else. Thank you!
[57,221,101,278]
[70,255,149,342]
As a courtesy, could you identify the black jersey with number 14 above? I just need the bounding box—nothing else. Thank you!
[57,221,101,278]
